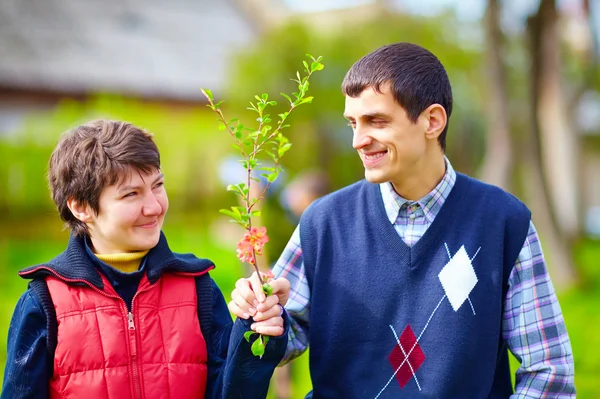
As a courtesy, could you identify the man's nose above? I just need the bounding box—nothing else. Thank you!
[352,126,373,150]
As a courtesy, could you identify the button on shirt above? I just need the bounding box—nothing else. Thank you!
[272,158,575,398]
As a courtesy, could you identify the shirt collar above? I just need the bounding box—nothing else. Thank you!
[380,157,457,224]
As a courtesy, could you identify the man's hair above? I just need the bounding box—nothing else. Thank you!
[342,42,453,151]
[48,120,161,236]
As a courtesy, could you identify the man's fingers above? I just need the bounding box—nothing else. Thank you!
[251,317,285,337]
[228,301,250,320]
[235,277,258,306]
[231,289,256,316]
[250,271,266,303]
[256,294,279,313]
[254,302,282,322]
[252,326,285,337]
[268,277,291,306]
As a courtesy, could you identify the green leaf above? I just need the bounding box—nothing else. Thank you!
[265,151,277,161]
[218,123,226,131]
[278,143,292,157]
[244,330,257,342]
[311,61,324,71]
[296,97,314,106]
[233,206,246,216]
[251,210,261,217]
[200,88,214,101]
[266,170,279,183]
[226,184,242,196]
[247,102,259,113]
[251,335,266,356]
[281,93,293,105]
[240,213,250,224]
[219,209,240,221]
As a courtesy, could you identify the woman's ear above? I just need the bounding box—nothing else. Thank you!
[66,198,93,223]
[422,103,447,141]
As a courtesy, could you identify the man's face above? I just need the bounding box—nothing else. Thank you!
[86,168,168,254]
[344,84,428,188]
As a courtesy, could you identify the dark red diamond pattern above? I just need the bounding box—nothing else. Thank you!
[387,324,425,388]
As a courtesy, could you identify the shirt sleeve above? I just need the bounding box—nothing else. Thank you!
[272,225,311,365]
[205,279,288,399]
[1,289,51,399]
[503,221,576,398]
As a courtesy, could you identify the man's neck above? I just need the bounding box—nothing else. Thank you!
[390,154,446,201]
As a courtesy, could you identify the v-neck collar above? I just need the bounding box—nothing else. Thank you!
[369,172,469,269]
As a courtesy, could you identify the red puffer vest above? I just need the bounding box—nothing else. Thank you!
[45,271,208,398]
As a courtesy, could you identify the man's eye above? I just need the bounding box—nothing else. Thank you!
[347,121,356,128]
[154,182,164,189]
[123,192,137,198]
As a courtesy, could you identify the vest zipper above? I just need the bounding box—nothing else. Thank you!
[128,310,141,399]
[129,284,154,399]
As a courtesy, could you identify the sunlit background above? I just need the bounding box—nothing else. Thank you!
[1,0,599,397]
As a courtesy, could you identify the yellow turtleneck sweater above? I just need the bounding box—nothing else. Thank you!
[95,251,149,273]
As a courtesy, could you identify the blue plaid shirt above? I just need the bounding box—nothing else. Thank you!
[273,158,575,397]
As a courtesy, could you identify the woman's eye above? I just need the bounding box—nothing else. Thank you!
[123,192,137,198]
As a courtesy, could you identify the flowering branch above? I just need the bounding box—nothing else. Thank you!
[201,54,324,356]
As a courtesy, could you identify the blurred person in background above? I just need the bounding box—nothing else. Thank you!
[1,120,289,399]
[280,171,330,225]
[272,170,330,399]
[229,43,576,398]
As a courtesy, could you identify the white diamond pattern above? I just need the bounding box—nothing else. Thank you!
[438,245,478,312]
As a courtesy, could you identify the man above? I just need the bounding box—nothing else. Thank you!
[230,43,575,398]
[2,120,288,398]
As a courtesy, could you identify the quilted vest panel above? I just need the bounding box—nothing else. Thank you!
[46,272,208,399]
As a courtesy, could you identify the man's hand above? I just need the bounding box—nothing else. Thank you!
[228,271,291,336]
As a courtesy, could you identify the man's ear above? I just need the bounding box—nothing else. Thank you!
[66,198,94,223]
[422,103,447,141]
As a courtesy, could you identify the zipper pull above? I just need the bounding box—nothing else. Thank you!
[128,312,135,330]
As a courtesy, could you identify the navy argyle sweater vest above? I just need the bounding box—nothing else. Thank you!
[299,173,531,399]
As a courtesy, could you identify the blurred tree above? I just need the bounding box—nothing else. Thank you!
[480,0,512,190]
[479,0,600,289]
[521,0,600,288]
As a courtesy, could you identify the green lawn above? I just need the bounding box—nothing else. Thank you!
[1,218,598,397]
